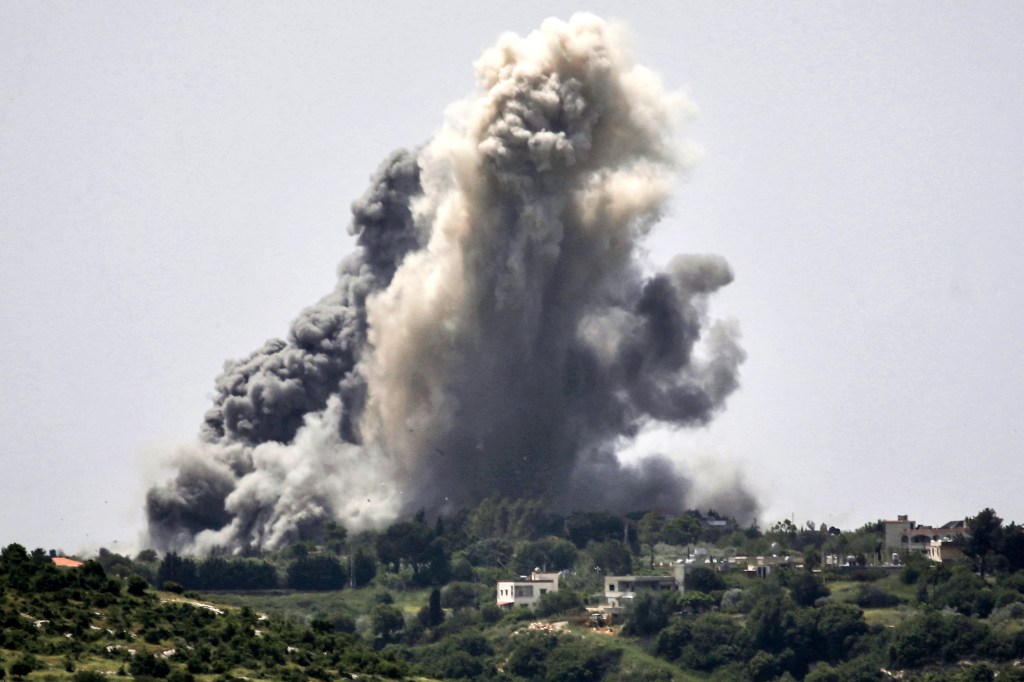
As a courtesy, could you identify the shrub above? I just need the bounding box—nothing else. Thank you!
[677,613,746,671]
[127,574,149,596]
[535,588,582,617]
[789,571,829,607]
[351,549,376,587]
[721,587,745,613]
[930,569,990,616]
[480,603,502,624]
[888,611,989,668]
[622,591,681,636]
[73,673,107,682]
[371,604,405,644]
[855,584,900,609]
[684,565,727,593]
[440,582,484,610]
[9,654,39,678]
[287,555,346,591]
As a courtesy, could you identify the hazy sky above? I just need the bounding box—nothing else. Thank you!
[3,2,1022,553]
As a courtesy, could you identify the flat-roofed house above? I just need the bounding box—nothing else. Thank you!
[496,571,560,610]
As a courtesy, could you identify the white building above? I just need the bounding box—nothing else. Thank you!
[603,565,684,609]
[496,571,560,610]
[927,539,965,564]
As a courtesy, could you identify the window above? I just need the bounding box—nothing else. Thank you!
[609,584,615,591]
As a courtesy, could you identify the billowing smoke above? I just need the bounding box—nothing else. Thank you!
[146,14,756,554]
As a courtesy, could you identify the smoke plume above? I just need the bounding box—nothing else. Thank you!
[145,14,755,553]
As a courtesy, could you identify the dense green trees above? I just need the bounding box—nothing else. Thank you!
[503,630,622,682]
[466,494,555,540]
[12,502,1024,681]
[566,511,627,548]
[887,611,991,668]
[683,565,727,593]
[375,518,450,585]
[155,553,279,591]
[587,540,632,575]
[512,537,578,574]
[656,612,745,671]
[646,581,875,679]
[287,555,346,590]
[0,542,406,680]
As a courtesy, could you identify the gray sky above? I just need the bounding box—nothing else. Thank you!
[2,1,1022,552]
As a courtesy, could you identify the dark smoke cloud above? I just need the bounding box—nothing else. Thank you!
[199,149,421,447]
[145,14,757,553]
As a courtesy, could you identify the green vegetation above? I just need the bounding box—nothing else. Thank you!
[5,504,1024,680]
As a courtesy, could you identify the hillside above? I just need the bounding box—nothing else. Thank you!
[0,545,407,680]
[5,504,1024,680]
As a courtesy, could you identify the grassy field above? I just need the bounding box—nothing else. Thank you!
[207,585,434,623]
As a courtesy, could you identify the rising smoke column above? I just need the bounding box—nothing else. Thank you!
[146,14,754,554]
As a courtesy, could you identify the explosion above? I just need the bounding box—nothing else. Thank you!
[146,14,754,553]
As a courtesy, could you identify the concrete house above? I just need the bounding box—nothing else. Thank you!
[603,564,685,609]
[496,571,560,610]
[884,515,966,557]
[604,574,679,609]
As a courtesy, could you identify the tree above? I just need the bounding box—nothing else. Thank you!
[1002,523,1024,573]
[929,567,989,616]
[287,555,346,590]
[135,549,159,563]
[789,571,828,607]
[637,512,662,567]
[425,588,444,627]
[0,544,32,590]
[126,574,149,597]
[512,537,578,574]
[684,565,726,593]
[376,521,434,575]
[887,610,988,668]
[156,552,198,590]
[371,603,405,644]
[191,556,278,590]
[323,521,347,554]
[566,512,625,549]
[813,602,867,664]
[624,591,682,636]
[661,513,702,546]
[747,591,795,653]
[351,548,377,587]
[506,633,553,679]
[466,495,549,540]
[588,540,632,575]
[676,613,746,671]
[466,538,514,567]
[441,581,486,610]
[967,508,1003,577]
